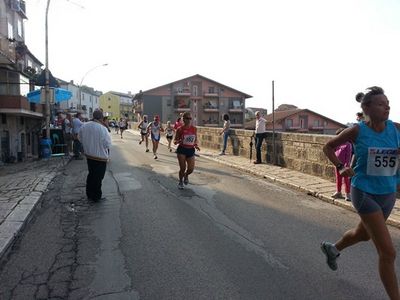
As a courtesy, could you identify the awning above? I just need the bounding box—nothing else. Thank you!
[27,88,72,104]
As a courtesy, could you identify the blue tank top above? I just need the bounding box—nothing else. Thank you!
[352,120,400,194]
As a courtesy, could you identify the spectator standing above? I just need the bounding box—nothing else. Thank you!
[254,111,266,164]
[72,113,84,159]
[331,128,352,201]
[63,113,73,156]
[219,114,230,155]
[78,110,111,202]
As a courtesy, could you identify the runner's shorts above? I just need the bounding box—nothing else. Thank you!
[351,186,396,219]
[176,145,195,158]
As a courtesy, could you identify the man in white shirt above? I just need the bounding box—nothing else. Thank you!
[79,110,111,202]
[254,111,266,164]
[72,113,84,159]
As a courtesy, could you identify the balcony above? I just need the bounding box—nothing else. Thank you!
[0,95,43,117]
[9,0,27,19]
[175,88,191,96]
[204,92,219,97]
[0,37,16,64]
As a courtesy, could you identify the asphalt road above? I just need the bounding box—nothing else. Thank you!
[0,131,399,299]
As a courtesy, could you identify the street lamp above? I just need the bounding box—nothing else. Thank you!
[44,0,51,139]
[78,63,108,116]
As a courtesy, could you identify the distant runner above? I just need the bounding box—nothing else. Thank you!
[138,115,149,152]
[147,115,164,159]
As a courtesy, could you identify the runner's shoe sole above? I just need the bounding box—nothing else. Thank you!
[320,242,339,271]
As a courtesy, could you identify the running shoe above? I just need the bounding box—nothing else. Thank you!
[139,140,142,145]
[146,149,149,152]
[178,182,184,189]
[154,155,158,159]
[183,175,189,185]
[219,151,225,155]
[169,148,172,152]
[345,193,351,201]
[320,241,340,271]
[331,192,343,199]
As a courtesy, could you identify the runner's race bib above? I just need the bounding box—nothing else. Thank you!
[182,134,196,145]
[366,147,398,176]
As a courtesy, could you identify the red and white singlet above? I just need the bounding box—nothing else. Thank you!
[179,126,196,148]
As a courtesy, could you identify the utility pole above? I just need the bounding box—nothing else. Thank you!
[44,0,51,139]
[272,80,276,165]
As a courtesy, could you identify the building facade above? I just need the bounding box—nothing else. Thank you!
[99,91,133,121]
[136,74,251,127]
[0,0,44,163]
[264,108,347,135]
[58,80,101,119]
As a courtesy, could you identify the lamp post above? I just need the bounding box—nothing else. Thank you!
[44,0,51,139]
[78,63,108,117]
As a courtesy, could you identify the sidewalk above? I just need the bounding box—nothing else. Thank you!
[126,129,400,229]
[0,158,70,260]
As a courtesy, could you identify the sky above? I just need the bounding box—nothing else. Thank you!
[24,0,400,124]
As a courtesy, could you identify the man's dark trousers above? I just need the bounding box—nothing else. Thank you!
[86,158,107,201]
[255,132,266,163]
[73,138,82,157]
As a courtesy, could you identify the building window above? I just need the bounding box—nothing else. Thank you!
[324,121,328,127]
[208,87,215,94]
[8,22,13,39]
[313,120,320,127]
[20,117,24,125]
[193,85,198,96]
[1,114,6,124]
[17,19,22,37]
[286,119,293,128]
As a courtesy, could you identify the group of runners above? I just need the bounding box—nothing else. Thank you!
[135,86,400,298]
[137,112,200,189]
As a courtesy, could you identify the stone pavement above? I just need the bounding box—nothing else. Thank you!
[1,129,400,263]
[0,157,70,260]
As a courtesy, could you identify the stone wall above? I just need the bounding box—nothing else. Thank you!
[196,127,335,181]
[130,122,336,181]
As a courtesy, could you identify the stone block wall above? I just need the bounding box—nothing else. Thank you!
[196,127,335,181]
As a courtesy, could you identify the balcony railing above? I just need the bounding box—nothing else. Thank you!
[0,95,44,116]
[0,37,16,64]
[204,92,219,97]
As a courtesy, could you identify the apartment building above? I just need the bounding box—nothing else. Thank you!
[136,74,251,127]
[0,0,44,163]
[100,91,133,120]
[99,91,133,121]
[58,79,102,119]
